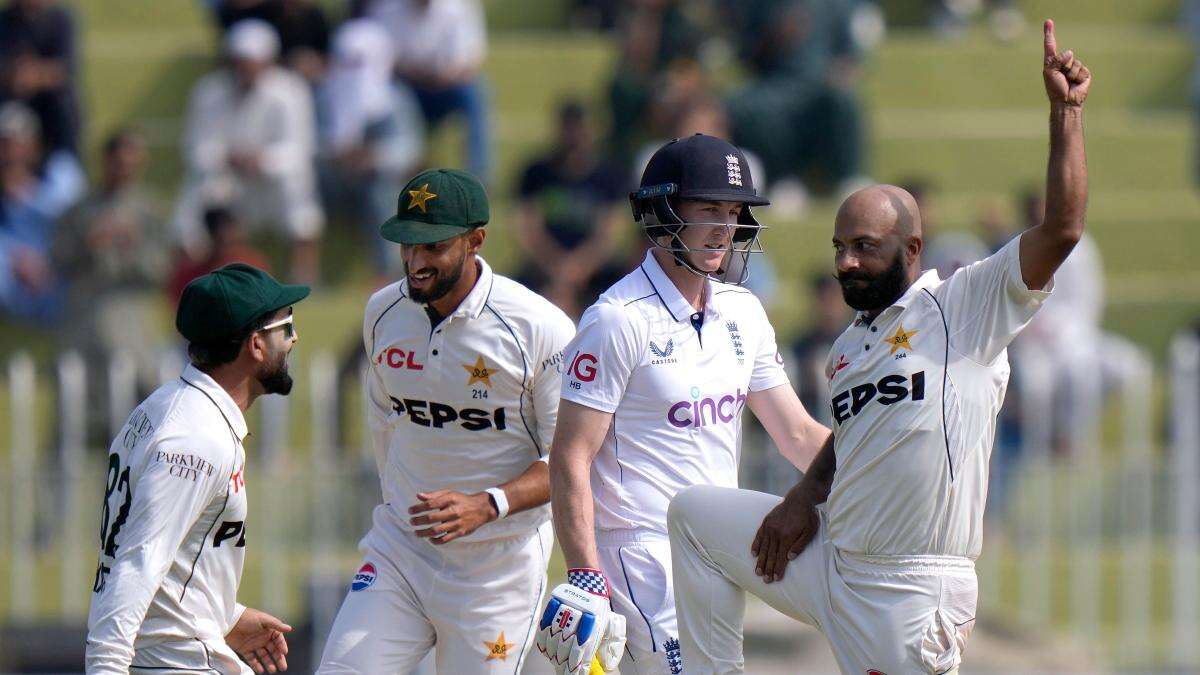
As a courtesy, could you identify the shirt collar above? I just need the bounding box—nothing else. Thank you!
[180,364,249,441]
[639,249,710,324]
[854,269,940,326]
[399,256,494,321]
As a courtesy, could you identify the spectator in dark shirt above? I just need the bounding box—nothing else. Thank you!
[214,0,331,82]
[514,101,628,317]
[0,0,80,155]
[723,0,869,197]
[790,274,852,426]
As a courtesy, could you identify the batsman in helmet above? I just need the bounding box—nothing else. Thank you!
[536,134,830,674]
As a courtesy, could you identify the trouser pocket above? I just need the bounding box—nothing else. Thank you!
[920,571,977,674]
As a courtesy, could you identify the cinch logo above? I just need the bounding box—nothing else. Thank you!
[830,371,925,425]
[389,396,507,431]
[377,347,424,371]
[351,562,377,591]
[570,353,597,382]
[667,389,747,428]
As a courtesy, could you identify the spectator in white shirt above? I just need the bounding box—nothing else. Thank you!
[317,18,424,276]
[172,19,324,284]
[362,0,491,182]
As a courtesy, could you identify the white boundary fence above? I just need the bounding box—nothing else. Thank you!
[1,338,1199,669]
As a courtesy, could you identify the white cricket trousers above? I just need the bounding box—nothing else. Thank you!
[667,486,975,675]
[596,530,684,675]
[318,513,553,674]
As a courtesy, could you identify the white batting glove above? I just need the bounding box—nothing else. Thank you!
[536,568,626,674]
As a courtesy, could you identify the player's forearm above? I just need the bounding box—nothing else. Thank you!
[794,433,836,504]
[1044,104,1088,247]
[495,459,550,516]
[549,453,601,568]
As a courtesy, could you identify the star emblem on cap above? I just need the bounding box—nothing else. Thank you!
[885,325,919,354]
[463,355,498,388]
[407,183,438,212]
[484,631,513,661]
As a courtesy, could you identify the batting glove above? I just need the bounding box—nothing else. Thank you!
[536,568,626,674]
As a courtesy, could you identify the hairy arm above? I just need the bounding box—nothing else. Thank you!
[1019,19,1091,290]
[549,400,613,569]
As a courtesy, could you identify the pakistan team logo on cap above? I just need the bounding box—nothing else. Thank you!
[407,183,438,212]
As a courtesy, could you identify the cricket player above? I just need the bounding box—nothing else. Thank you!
[666,20,1091,674]
[318,169,575,673]
[86,263,308,673]
[536,134,830,674]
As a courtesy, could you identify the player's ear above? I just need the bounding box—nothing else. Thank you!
[467,227,486,253]
[244,330,268,364]
[906,235,923,263]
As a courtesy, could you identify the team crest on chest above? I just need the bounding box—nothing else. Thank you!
[726,321,745,364]
[463,355,498,387]
[885,324,919,355]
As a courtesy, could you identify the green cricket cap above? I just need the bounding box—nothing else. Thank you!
[380,168,490,245]
[176,263,310,344]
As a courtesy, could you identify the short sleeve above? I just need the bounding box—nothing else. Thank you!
[934,232,1053,365]
[560,302,643,413]
[748,300,790,392]
[530,306,576,454]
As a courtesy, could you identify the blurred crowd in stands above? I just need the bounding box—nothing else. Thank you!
[2,0,1150,506]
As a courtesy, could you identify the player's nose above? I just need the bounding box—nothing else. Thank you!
[836,250,860,273]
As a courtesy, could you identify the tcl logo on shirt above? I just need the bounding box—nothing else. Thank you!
[377,347,425,371]
[830,371,926,425]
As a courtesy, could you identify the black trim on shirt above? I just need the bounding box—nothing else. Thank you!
[921,288,955,482]
[177,378,241,601]
[484,303,542,458]
[624,292,658,307]
[370,287,407,354]
[639,265,682,322]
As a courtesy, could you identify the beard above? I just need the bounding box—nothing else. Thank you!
[406,250,467,304]
[256,349,294,395]
[837,248,908,311]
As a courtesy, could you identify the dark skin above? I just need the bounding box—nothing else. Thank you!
[397,228,552,544]
[751,19,1091,583]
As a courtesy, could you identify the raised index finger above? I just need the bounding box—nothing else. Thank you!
[1043,19,1057,61]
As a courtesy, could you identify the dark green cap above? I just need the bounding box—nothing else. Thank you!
[380,168,490,245]
[176,263,310,344]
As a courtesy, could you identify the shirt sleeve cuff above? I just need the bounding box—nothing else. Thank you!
[749,373,791,393]
[560,391,619,414]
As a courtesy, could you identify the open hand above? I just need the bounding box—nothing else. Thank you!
[225,606,291,673]
[750,488,821,583]
[1043,19,1091,107]
[409,489,497,544]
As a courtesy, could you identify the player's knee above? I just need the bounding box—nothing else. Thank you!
[667,485,710,533]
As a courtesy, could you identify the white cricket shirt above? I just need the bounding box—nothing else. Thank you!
[824,235,1051,558]
[86,365,250,673]
[562,250,790,535]
[362,256,574,544]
